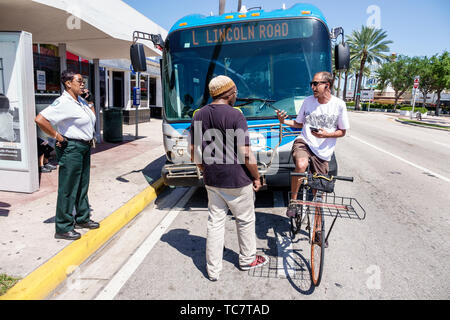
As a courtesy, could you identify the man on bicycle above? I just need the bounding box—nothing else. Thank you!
[276,71,350,217]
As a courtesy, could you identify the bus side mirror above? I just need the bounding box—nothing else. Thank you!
[150,34,165,51]
[130,43,147,72]
[335,43,350,71]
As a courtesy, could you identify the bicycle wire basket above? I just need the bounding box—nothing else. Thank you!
[288,192,366,220]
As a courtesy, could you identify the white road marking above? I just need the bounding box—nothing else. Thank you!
[95,187,198,300]
[350,135,450,183]
[433,141,450,149]
[273,191,296,279]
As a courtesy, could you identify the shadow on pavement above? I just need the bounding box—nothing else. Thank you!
[0,201,11,217]
[115,155,167,186]
[160,228,239,280]
[254,210,315,295]
[91,134,146,155]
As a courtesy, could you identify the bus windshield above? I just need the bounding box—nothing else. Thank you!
[162,18,331,122]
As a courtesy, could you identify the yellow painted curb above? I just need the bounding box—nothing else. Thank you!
[0,177,165,300]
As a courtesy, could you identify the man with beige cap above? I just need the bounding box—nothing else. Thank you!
[189,75,268,281]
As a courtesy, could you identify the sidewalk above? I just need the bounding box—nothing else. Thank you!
[355,109,450,130]
[392,113,450,130]
[0,119,166,297]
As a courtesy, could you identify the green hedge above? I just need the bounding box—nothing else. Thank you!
[346,101,429,113]
[399,106,428,114]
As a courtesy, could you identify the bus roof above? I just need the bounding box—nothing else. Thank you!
[169,3,328,34]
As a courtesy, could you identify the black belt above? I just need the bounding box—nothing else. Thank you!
[65,137,92,145]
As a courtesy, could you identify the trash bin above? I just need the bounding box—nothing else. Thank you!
[102,107,123,142]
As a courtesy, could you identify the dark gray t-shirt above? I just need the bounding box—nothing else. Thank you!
[189,103,253,188]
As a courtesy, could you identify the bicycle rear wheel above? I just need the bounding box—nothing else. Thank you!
[310,201,325,286]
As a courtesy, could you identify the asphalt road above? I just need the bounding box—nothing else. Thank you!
[52,112,450,301]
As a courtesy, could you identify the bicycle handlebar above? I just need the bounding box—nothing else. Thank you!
[290,172,354,182]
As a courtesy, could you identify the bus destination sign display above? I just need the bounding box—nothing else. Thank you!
[180,19,313,48]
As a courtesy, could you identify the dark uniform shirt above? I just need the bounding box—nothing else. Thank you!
[190,104,253,188]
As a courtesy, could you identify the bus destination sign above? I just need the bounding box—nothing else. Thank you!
[180,19,313,48]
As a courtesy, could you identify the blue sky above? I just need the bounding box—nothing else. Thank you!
[123,0,449,58]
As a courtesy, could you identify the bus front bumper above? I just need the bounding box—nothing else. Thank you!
[162,163,205,187]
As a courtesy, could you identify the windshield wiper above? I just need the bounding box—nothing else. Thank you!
[235,97,292,119]
[236,97,277,110]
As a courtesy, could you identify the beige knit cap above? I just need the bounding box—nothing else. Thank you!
[208,75,236,98]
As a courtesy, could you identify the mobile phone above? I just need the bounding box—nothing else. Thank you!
[310,127,319,132]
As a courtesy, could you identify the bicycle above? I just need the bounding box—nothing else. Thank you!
[288,164,366,286]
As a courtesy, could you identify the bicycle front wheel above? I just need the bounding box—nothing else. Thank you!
[310,203,325,286]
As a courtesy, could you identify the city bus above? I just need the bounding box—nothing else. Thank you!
[131,3,349,187]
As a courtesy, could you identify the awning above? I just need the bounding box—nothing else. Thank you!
[0,0,167,59]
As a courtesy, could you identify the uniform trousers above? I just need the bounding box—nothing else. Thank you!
[205,184,256,279]
[55,140,91,233]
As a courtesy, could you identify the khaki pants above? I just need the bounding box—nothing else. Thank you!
[205,184,256,279]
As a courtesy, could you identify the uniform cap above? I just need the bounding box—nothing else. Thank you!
[209,75,236,98]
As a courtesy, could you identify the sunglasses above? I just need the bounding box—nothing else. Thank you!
[310,81,328,87]
[72,78,84,84]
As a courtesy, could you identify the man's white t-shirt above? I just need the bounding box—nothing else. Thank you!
[295,95,350,161]
[40,91,96,141]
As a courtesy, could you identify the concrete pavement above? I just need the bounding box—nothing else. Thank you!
[0,119,166,299]
[1,111,448,299]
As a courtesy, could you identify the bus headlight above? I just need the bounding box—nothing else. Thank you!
[171,138,189,158]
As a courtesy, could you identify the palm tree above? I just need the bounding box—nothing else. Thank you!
[343,58,370,101]
[346,26,392,110]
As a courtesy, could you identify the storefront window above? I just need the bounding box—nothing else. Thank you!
[33,53,60,93]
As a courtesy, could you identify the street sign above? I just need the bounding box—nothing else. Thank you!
[133,87,141,106]
[361,89,374,102]
[413,76,420,89]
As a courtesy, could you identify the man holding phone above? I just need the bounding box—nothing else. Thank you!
[276,71,350,217]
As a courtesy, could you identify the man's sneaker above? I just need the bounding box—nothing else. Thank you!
[39,166,52,173]
[44,163,57,170]
[240,254,268,271]
[286,203,297,218]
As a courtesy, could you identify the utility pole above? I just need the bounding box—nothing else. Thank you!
[219,0,226,15]
[411,76,419,119]
[135,72,140,138]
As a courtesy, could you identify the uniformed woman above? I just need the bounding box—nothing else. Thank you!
[35,70,99,240]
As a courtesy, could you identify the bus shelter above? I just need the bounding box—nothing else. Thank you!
[0,0,167,142]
